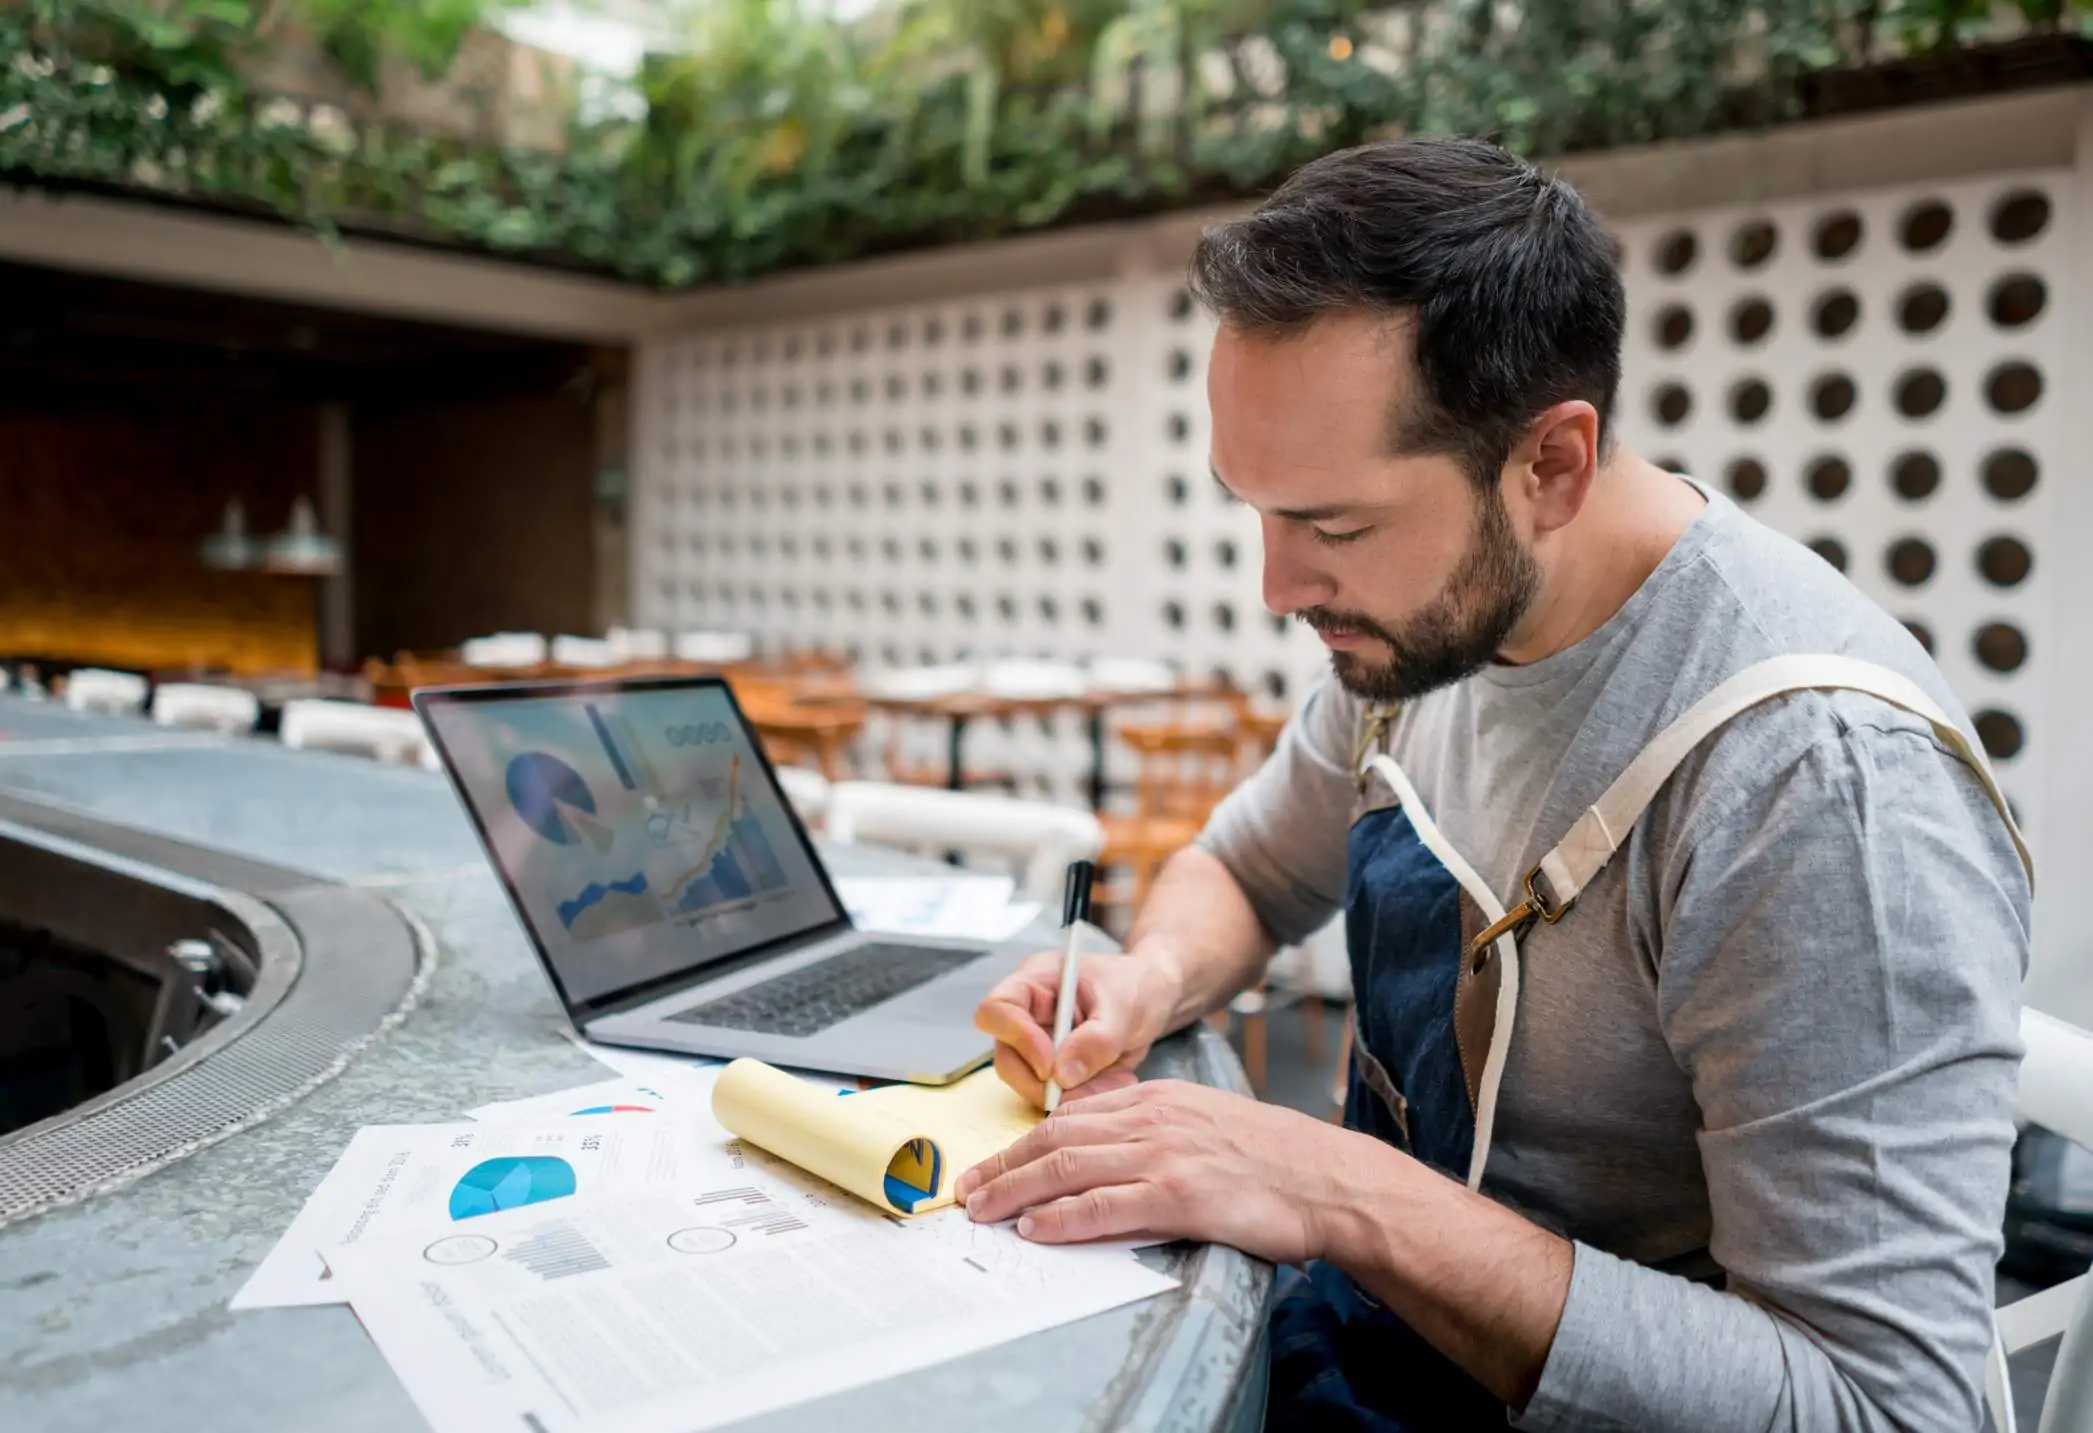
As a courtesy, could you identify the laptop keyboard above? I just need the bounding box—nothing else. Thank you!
[666,943,984,1038]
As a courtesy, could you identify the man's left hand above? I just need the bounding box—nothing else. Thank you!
[954,1079,1363,1265]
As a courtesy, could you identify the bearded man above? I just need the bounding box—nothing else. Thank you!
[958,136,2030,1432]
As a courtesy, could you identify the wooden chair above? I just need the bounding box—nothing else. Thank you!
[732,675,867,781]
[1095,688,1262,920]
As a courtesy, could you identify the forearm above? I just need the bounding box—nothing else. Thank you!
[1319,1137,1572,1410]
[1123,846,1277,1036]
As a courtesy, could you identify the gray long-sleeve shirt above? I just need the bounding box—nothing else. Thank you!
[1197,485,2030,1430]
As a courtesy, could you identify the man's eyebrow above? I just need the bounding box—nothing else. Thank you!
[1209,463,1354,522]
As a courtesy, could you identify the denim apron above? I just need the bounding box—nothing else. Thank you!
[1266,656,2031,1433]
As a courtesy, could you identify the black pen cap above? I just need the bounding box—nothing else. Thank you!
[1061,860,1096,928]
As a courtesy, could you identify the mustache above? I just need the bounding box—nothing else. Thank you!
[1296,608,1398,645]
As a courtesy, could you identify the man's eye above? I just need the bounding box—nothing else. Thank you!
[1310,526,1371,548]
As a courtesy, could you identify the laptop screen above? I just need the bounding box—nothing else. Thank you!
[419,680,845,1011]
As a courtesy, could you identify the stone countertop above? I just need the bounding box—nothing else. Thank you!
[0,699,1270,1433]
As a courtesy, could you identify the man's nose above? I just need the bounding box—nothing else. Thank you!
[1260,519,1335,616]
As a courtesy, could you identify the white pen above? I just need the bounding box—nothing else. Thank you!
[1042,859,1097,1113]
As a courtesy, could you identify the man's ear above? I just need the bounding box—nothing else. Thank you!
[1510,401,1600,537]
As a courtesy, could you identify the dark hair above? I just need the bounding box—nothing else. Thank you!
[1188,135,1625,485]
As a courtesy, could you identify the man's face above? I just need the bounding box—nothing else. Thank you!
[1207,314,1541,704]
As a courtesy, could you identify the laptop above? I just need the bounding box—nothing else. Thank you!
[415,674,1022,1084]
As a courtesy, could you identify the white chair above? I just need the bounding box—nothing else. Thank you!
[550,634,617,668]
[773,765,831,826]
[981,657,1089,700]
[823,781,1104,905]
[279,699,434,767]
[672,630,755,663]
[62,668,148,717]
[460,632,548,668]
[1991,1007,2093,1432]
[607,626,669,662]
[151,683,259,734]
[859,662,979,702]
[1085,656,1179,694]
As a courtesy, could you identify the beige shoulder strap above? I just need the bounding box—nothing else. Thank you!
[1477,654,2032,952]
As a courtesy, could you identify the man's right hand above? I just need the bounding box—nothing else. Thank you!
[973,948,1183,1107]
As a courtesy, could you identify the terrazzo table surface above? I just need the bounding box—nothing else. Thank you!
[0,697,1269,1433]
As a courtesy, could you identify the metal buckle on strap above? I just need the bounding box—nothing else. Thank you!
[1467,866,1570,968]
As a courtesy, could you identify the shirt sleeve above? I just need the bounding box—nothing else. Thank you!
[1193,678,1361,947]
[1516,723,2030,1433]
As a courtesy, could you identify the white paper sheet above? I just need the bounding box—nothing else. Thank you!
[231,1121,715,1310]
[831,875,1041,942]
[331,1161,1178,1433]
[466,1076,699,1126]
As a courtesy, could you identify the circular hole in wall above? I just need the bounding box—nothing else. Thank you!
[1653,230,1698,276]
[1900,199,1954,253]
[1813,289,1861,339]
[1810,373,1857,422]
[1990,190,2051,245]
[1730,378,1773,424]
[1889,451,1941,502]
[1726,457,1768,503]
[1977,535,2033,588]
[1885,537,1937,587]
[1813,211,1863,261]
[1730,219,1777,269]
[1730,297,1775,345]
[1651,382,1692,427]
[1893,368,1946,419]
[1654,304,1694,350]
[1974,709,2024,761]
[1988,274,2047,329]
[1985,361,2043,415]
[1974,623,2028,673]
[1895,282,1949,335]
[1981,449,2038,503]
[1805,454,1851,502]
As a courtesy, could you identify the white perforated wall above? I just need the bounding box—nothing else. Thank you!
[631,278,1325,805]
[632,165,2077,885]
[1612,171,2070,866]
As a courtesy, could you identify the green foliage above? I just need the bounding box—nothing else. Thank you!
[2,0,2087,288]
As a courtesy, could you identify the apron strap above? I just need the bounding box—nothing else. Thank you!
[1473,654,2034,952]
[1360,751,1523,1192]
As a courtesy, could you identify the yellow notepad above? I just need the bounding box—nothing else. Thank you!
[712,1058,1040,1216]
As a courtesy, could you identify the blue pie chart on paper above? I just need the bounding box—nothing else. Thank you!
[447,1156,578,1220]
[506,753,599,847]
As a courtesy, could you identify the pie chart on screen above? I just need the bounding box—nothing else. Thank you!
[506,753,614,851]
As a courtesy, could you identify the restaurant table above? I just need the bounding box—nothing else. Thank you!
[816,683,1233,809]
[0,696,1271,1433]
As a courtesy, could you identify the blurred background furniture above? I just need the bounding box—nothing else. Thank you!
[60,668,148,718]
[279,698,436,768]
[150,683,260,735]
[824,781,1105,906]
[1991,1008,2093,1433]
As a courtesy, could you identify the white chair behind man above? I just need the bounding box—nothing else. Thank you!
[280,699,437,769]
[62,668,148,718]
[822,781,1103,906]
[151,683,260,735]
[1991,1008,2093,1433]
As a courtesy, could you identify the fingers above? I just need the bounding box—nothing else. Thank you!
[962,1141,1153,1226]
[991,1044,1047,1106]
[1057,1065,1139,1104]
[975,956,1063,1082]
[1050,1020,1132,1090]
[957,1103,1128,1199]
[1017,1184,1174,1244]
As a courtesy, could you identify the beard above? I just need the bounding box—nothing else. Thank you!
[1298,484,1542,704]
